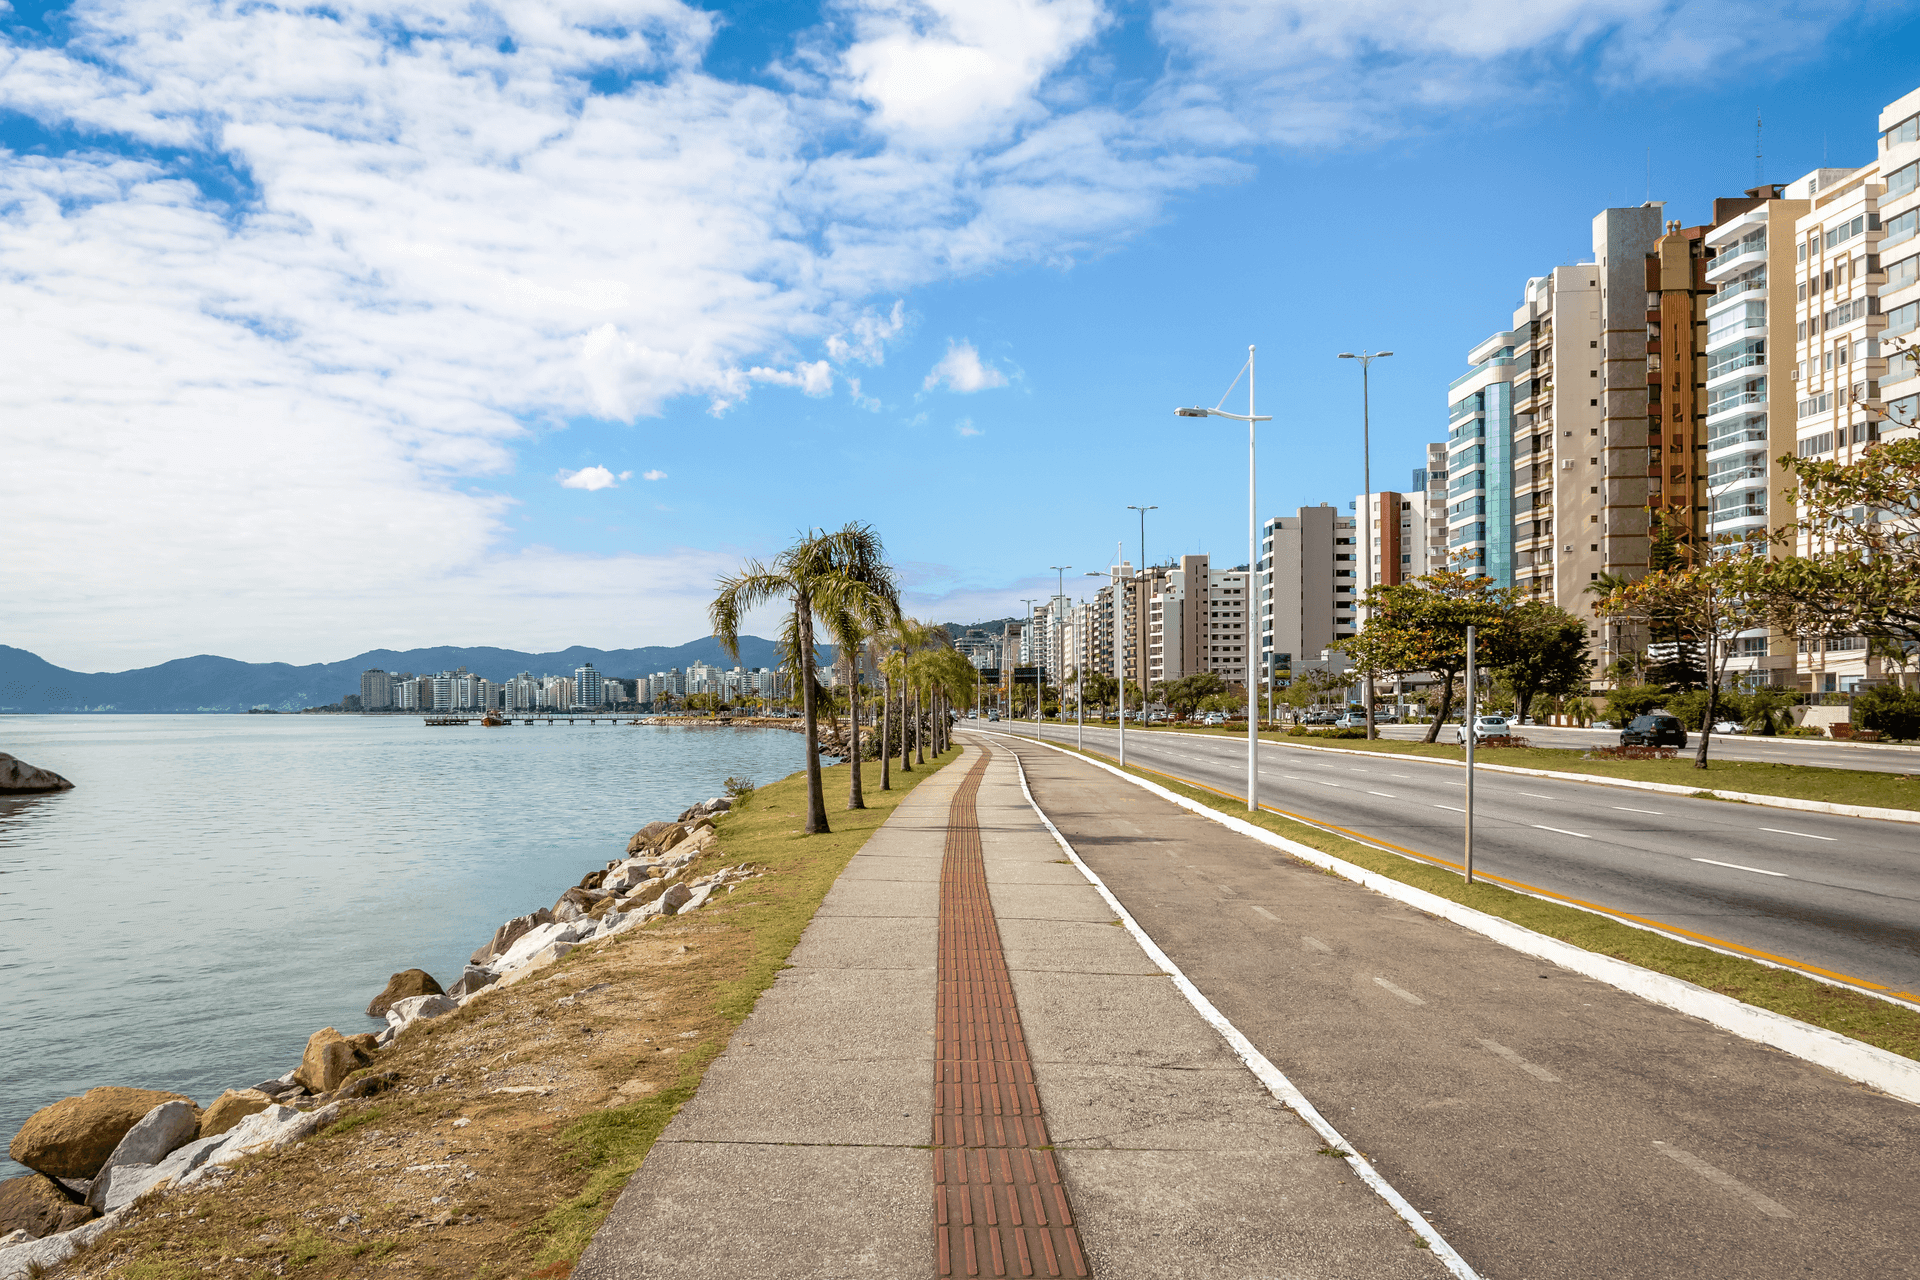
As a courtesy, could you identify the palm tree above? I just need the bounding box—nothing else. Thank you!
[821,571,901,809]
[885,617,936,774]
[711,523,898,835]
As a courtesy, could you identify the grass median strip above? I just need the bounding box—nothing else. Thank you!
[1108,724,1920,813]
[63,748,959,1280]
[1034,737,1920,1066]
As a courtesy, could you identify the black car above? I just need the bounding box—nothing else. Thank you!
[1621,713,1687,748]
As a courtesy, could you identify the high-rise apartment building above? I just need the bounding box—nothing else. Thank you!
[1259,505,1355,679]
[358,669,393,710]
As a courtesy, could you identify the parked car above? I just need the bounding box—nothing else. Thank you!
[1303,710,1340,725]
[1372,711,1399,724]
[1453,715,1512,744]
[1333,713,1366,729]
[1710,719,1746,734]
[1620,713,1687,748]
[1201,712,1226,726]
[1591,719,1614,730]
[987,711,1001,722]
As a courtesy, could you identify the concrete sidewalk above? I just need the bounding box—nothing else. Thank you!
[575,741,1447,1279]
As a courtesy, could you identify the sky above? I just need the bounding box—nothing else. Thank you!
[7,0,1920,671]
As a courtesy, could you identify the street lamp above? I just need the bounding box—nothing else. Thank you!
[1020,598,1039,720]
[1176,344,1272,814]
[1337,350,1392,741]
[1049,565,1072,721]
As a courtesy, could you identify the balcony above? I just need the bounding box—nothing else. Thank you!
[1705,235,1766,280]
[1705,350,1765,383]
[1449,355,1514,392]
[1706,275,1766,313]
[1705,383,1766,421]
[1448,419,1485,445]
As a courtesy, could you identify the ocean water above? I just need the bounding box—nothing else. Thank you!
[0,714,808,1177]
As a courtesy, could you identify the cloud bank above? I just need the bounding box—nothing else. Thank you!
[0,0,1877,666]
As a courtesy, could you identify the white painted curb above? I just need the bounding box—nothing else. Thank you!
[1157,729,1920,825]
[996,746,1480,1280]
[988,732,1920,1110]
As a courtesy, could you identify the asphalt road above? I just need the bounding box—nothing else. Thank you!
[1374,721,1920,774]
[989,721,1920,999]
[994,736,1920,1280]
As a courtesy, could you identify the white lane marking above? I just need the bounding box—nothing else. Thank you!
[1532,824,1591,839]
[999,746,1481,1279]
[1477,1038,1561,1083]
[1390,773,1412,779]
[1250,905,1280,921]
[1218,883,1239,896]
[1613,805,1665,815]
[1519,792,1556,799]
[1693,858,1789,878]
[1652,1142,1793,1219]
[1373,976,1427,1006]
[1434,803,1465,813]
[1281,774,1305,780]
[1302,934,1332,952]
[1367,790,1398,798]
[1322,782,1345,788]
[1758,827,1836,842]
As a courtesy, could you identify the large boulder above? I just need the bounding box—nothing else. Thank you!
[445,966,498,999]
[292,1029,360,1096]
[8,1088,197,1179]
[96,1102,199,1177]
[626,821,673,854]
[0,1174,93,1240]
[364,969,442,1019]
[0,754,74,795]
[198,1091,274,1139]
[470,909,554,966]
[384,994,458,1035]
[656,882,694,916]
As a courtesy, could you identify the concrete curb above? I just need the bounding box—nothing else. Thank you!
[991,732,1920,1111]
[1160,729,1920,826]
[997,744,1481,1280]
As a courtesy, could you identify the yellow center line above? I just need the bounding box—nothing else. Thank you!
[1011,733,1895,997]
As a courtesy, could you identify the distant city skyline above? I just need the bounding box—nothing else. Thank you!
[7,1,1920,669]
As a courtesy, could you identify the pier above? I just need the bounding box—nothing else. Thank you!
[421,716,636,726]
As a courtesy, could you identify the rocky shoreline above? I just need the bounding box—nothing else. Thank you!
[0,792,755,1279]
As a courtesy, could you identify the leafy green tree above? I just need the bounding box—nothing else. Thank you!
[1496,601,1595,726]
[1342,568,1514,742]
[1163,672,1227,720]
[1080,671,1117,718]
[1766,437,1920,651]
[711,523,898,835]
[1855,684,1920,740]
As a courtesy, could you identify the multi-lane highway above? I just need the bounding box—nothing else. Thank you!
[1374,720,1920,773]
[989,721,1920,999]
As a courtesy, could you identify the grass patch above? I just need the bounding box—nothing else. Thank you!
[318,1106,384,1139]
[1132,724,1920,812]
[1045,739,1920,1063]
[530,747,962,1265]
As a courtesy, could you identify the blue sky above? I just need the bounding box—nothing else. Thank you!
[6,0,1920,668]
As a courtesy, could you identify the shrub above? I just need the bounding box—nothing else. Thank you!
[1855,685,1920,741]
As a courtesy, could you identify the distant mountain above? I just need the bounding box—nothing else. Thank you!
[0,638,791,713]
[939,616,1019,638]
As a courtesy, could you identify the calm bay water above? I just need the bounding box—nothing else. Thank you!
[0,714,807,1176]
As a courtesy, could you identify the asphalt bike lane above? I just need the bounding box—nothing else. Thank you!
[1000,722,1920,1000]
[993,734,1920,1280]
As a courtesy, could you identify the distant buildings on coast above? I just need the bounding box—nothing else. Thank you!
[311,660,791,713]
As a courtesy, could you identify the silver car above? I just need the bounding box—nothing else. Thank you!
[1453,715,1511,744]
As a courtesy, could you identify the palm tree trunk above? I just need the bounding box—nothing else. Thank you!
[880,672,892,791]
[797,600,830,834]
[847,658,866,808]
[915,686,926,764]
[1424,673,1454,744]
[899,676,913,773]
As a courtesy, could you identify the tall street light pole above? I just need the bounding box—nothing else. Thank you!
[1086,570,1122,765]
[1020,598,1039,720]
[1337,349,1393,742]
[1125,506,1155,722]
[1177,344,1272,814]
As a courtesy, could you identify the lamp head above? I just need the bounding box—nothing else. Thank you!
[1174,406,1209,417]
[1378,350,1395,357]
[1337,352,1355,359]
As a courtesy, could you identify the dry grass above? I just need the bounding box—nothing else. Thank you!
[55,750,959,1280]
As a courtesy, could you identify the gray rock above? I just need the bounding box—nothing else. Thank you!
[445,966,499,999]
[95,1102,198,1180]
[0,1206,127,1280]
[384,994,458,1034]
[680,884,716,914]
[86,1133,228,1213]
[0,754,74,795]
[469,909,553,966]
[657,883,693,916]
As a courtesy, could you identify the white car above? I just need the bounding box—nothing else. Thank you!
[1710,720,1746,734]
[1453,715,1511,744]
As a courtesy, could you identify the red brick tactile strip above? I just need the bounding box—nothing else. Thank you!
[934,751,1090,1279]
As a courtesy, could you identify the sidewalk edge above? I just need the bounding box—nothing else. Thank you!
[992,733,1920,1110]
[995,741,1482,1280]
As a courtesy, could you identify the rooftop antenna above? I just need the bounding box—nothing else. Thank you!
[1755,110,1764,186]
[1646,148,1651,203]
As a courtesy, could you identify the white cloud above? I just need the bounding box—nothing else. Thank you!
[827,300,909,364]
[847,377,883,412]
[923,340,1008,393]
[643,469,669,481]
[956,417,982,436]
[560,466,621,490]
